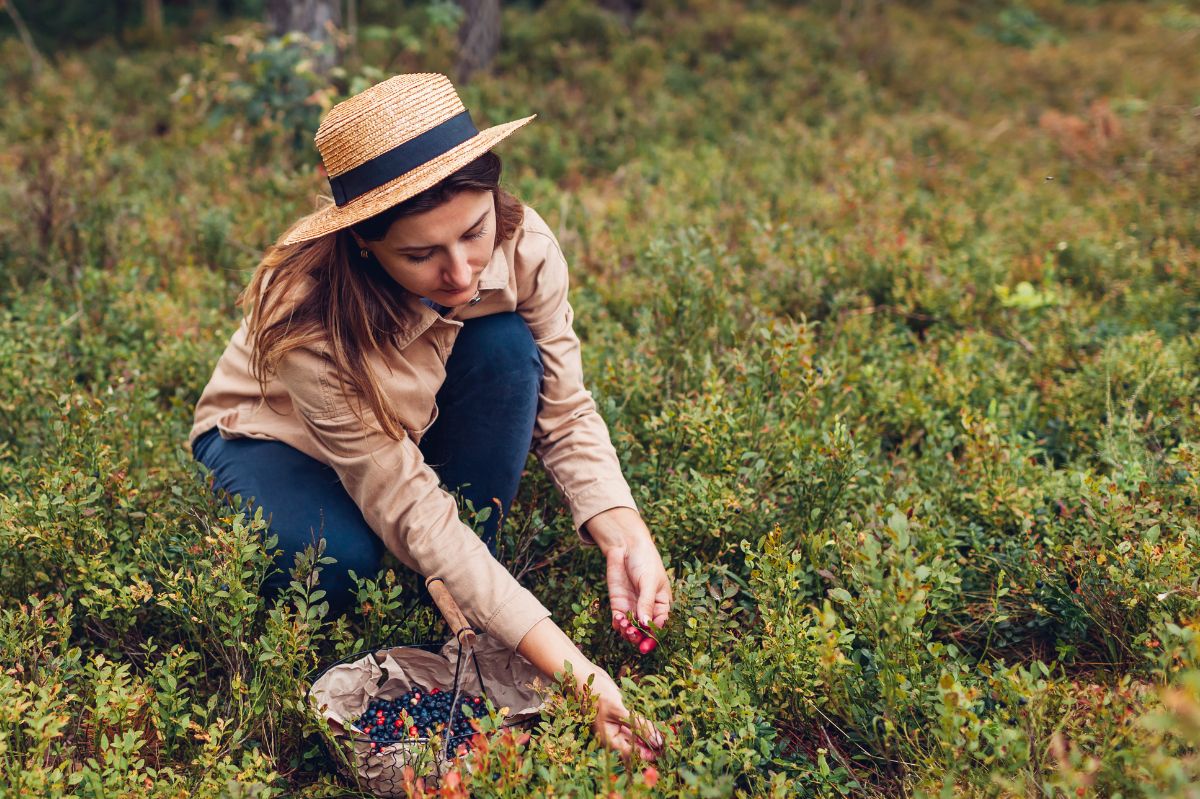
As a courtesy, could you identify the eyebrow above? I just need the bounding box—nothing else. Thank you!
[395,209,489,253]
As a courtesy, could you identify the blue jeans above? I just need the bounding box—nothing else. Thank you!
[191,312,544,618]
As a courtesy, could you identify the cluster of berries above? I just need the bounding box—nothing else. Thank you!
[615,612,659,655]
[353,686,484,753]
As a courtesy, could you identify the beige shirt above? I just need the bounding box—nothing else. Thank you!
[189,206,638,651]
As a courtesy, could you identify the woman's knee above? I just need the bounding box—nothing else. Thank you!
[449,312,543,382]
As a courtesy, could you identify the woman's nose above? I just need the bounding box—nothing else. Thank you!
[443,248,473,290]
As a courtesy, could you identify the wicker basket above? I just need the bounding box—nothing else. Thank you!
[306,577,544,796]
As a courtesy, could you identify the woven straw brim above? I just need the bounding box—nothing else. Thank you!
[280,114,536,246]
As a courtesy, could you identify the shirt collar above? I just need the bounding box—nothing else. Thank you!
[476,240,510,290]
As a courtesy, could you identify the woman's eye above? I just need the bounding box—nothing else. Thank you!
[401,226,485,263]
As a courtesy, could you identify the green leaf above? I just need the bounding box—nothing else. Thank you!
[829,587,853,603]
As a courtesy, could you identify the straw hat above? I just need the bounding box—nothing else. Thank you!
[280,73,535,245]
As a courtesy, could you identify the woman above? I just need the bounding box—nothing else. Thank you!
[188,73,670,759]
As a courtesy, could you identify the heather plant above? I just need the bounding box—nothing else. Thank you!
[1,0,1199,795]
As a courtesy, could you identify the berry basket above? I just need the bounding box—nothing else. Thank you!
[306,577,545,797]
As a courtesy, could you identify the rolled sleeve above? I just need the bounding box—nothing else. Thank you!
[515,213,639,545]
[275,345,551,652]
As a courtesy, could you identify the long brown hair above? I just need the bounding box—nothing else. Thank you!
[241,151,525,441]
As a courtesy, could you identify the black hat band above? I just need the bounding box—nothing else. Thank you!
[327,110,479,207]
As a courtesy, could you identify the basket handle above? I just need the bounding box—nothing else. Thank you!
[425,576,477,650]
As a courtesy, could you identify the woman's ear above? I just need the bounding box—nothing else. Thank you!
[349,230,368,251]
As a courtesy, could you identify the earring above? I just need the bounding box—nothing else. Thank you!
[359,248,370,259]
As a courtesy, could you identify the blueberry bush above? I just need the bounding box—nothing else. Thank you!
[1,1,1198,796]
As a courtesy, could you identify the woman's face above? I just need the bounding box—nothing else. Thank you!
[353,189,497,306]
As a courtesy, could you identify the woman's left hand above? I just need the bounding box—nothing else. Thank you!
[585,507,671,650]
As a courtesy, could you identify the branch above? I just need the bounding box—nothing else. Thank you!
[2,0,48,76]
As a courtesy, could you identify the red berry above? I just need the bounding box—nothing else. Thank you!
[409,725,419,737]
[639,637,657,655]
[431,688,440,695]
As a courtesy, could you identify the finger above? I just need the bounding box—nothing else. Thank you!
[611,726,650,764]
[629,715,664,752]
[603,711,640,752]
[602,724,633,759]
[633,729,663,761]
[636,581,656,630]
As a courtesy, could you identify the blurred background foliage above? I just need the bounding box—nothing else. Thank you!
[1,0,1199,796]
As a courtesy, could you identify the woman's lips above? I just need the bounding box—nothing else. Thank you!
[439,277,482,300]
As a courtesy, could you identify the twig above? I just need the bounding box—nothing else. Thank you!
[2,0,47,76]
[802,697,919,771]
[992,324,1036,355]
[819,723,863,782]
[514,541,579,581]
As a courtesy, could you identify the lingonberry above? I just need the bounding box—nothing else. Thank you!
[619,611,663,651]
